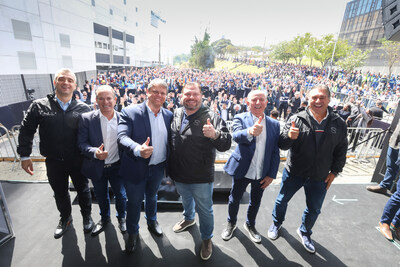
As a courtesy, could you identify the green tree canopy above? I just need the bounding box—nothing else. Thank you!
[270,41,293,64]
[190,30,215,70]
[336,48,371,72]
[378,38,400,78]
[312,34,351,68]
[211,38,233,58]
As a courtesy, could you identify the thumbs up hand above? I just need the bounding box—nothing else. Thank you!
[140,137,153,159]
[249,116,263,137]
[202,118,218,139]
[288,120,299,140]
[96,143,109,160]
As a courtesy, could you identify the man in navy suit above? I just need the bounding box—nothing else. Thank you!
[118,79,173,254]
[78,85,127,236]
[222,90,280,243]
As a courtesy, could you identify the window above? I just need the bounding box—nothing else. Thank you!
[12,19,32,40]
[94,23,109,36]
[59,34,70,48]
[110,9,113,15]
[103,43,107,49]
[393,20,400,29]
[124,16,127,22]
[136,7,138,12]
[136,22,138,27]
[126,56,130,64]
[91,0,95,6]
[18,51,36,69]
[124,0,126,4]
[391,6,397,15]
[126,34,135,44]
[112,29,123,40]
[114,55,124,64]
[96,53,110,63]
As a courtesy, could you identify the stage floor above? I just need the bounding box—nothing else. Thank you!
[0,181,399,267]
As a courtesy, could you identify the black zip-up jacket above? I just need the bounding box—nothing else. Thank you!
[168,106,232,184]
[17,94,90,160]
[279,107,348,181]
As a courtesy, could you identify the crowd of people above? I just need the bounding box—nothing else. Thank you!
[15,63,400,261]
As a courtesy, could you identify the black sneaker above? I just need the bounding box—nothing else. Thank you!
[244,222,261,243]
[221,222,237,241]
[54,216,72,239]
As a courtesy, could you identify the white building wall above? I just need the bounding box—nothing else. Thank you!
[0,0,167,75]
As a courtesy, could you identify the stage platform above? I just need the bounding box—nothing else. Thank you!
[0,181,399,267]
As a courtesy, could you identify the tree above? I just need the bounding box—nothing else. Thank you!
[378,38,400,78]
[190,30,215,70]
[312,34,351,68]
[211,38,233,59]
[270,41,293,64]
[336,49,371,72]
[173,54,190,65]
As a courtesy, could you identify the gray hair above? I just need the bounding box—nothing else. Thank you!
[247,89,267,100]
[54,68,76,83]
[96,85,116,98]
[147,78,168,91]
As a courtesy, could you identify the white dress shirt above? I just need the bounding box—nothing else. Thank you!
[98,111,119,164]
[245,114,267,180]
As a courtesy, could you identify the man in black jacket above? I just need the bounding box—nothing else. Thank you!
[169,82,231,261]
[267,85,347,254]
[17,68,94,239]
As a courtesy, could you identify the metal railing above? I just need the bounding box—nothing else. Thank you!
[347,127,388,165]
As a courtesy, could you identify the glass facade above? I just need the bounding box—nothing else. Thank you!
[339,0,384,49]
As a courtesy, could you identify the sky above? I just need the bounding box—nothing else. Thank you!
[150,0,351,57]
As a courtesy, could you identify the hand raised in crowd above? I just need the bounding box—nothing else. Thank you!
[203,118,218,139]
[260,176,273,189]
[140,137,153,159]
[21,159,34,175]
[95,143,108,160]
[288,120,299,140]
[249,116,263,137]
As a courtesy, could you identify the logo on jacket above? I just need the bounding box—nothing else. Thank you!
[331,127,337,134]
[193,120,200,126]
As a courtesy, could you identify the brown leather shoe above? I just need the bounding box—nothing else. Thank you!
[379,222,393,240]
[200,238,212,260]
[391,223,400,240]
[366,185,387,194]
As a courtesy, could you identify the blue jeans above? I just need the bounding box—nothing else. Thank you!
[228,177,264,227]
[381,177,400,227]
[124,162,165,235]
[272,168,327,235]
[380,147,399,190]
[175,181,214,240]
[91,163,127,221]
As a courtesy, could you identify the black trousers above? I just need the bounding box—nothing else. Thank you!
[46,157,92,220]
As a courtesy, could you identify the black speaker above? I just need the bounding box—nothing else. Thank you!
[383,0,400,41]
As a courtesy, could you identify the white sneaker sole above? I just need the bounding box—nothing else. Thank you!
[221,224,237,241]
[267,224,281,240]
[244,222,261,244]
[173,220,196,233]
[297,228,315,254]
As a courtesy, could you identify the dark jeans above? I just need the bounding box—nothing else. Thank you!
[272,168,327,235]
[124,162,165,235]
[278,103,288,120]
[91,163,127,221]
[380,146,399,190]
[381,176,400,227]
[46,157,92,220]
[227,177,265,227]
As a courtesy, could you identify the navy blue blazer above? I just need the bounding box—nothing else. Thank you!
[117,102,173,183]
[224,112,280,180]
[77,109,121,180]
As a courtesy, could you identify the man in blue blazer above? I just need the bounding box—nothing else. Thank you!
[78,85,127,236]
[222,90,280,243]
[118,79,173,254]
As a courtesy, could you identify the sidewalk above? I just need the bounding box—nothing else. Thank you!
[0,158,376,185]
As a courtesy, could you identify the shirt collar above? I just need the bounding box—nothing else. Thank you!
[146,101,161,116]
[306,107,329,123]
[55,96,72,106]
[99,110,117,121]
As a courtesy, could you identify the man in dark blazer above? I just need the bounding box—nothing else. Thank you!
[118,79,173,254]
[222,90,280,243]
[78,85,127,237]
